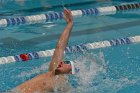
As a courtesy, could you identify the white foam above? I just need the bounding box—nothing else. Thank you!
[67,52,139,93]
[73,52,107,87]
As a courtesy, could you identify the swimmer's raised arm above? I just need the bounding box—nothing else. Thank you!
[49,9,73,72]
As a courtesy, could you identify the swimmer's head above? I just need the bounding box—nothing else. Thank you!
[55,61,76,75]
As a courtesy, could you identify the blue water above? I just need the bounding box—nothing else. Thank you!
[0,0,140,93]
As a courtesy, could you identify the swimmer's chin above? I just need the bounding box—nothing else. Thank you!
[54,68,71,75]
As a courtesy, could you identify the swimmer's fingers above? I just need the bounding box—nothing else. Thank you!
[63,9,73,24]
[64,9,71,16]
[64,9,71,21]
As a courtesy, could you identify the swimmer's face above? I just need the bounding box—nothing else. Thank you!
[55,61,72,74]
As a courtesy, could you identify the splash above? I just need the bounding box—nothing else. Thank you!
[67,52,140,93]
[66,51,107,92]
[74,51,106,87]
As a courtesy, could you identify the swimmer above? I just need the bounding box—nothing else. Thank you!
[13,9,74,93]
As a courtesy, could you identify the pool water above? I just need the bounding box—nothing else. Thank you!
[0,0,140,93]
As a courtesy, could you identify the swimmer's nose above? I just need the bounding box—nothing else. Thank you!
[57,62,63,68]
[58,63,63,67]
[58,64,61,68]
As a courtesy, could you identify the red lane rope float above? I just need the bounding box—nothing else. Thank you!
[20,54,29,61]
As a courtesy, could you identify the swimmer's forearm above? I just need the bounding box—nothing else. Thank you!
[49,23,73,71]
[57,22,73,51]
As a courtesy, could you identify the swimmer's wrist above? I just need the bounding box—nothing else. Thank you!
[67,21,73,25]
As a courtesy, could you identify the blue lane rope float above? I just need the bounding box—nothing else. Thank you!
[0,3,139,27]
[0,35,140,64]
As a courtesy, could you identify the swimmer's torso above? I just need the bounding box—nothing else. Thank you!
[16,71,70,93]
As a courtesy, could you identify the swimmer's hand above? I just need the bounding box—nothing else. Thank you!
[63,9,73,24]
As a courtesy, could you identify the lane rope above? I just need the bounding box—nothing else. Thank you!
[0,35,140,64]
[0,3,139,27]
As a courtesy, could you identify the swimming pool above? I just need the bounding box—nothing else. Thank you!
[0,0,140,92]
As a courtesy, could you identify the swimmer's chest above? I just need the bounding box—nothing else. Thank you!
[45,74,69,91]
